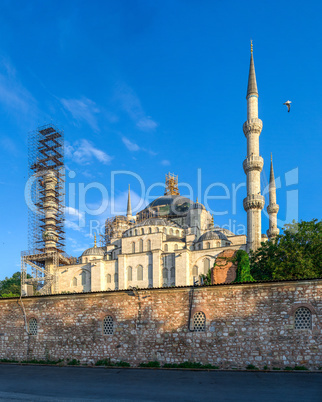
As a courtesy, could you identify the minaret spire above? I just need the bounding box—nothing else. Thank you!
[126,184,132,220]
[243,42,265,252]
[267,154,279,239]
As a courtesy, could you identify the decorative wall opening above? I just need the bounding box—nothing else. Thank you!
[147,240,151,251]
[139,239,143,252]
[137,265,143,281]
[192,266,198,276]
[72,277,77,287]
[193,311,206,332]
[203,258,210,274]
[29,318,38,335]
[164,244,168,252]
[131,242,135,253]
[127,266,132,281]
[106,274,111,284]
[103,315,114,335]
[295,307,312,329]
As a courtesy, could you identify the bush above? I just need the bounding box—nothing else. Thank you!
[0,358,18,363]
[96,359,130,367]
[139,361,160,368]
[163,361,219,369]
[246,364,258,370]
[20,359,63,365]
[67,359,80,366]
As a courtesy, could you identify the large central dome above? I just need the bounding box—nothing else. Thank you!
[138,195,193,219]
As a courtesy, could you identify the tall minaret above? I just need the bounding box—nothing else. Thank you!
[267,154,279,239]
[243,41,265,252]
[126,184,133,220]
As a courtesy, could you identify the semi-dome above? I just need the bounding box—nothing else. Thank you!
[133,217,181,228]
[81,246,105,257]
[197,230,229,242]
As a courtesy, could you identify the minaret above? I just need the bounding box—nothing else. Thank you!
[267,154,279,239]
[126,184,133,220]
[243,41,265,252]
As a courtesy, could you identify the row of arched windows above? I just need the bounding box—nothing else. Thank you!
[164,244,179,252]
[27,307,313,336]
[131,239,151,253]
[72,271,90,287]
[125,227,182,237]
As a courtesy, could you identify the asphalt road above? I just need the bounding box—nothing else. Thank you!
[0,365,321,401]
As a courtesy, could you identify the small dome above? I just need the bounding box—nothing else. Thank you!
[81,246,105,257]
[197,230,229,242]
[191,202,205,210]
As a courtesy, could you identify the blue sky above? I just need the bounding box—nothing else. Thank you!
[0,0,321,279]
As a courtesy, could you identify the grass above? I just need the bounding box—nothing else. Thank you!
[95,359,130,367]
[20,359,63,365]
[163,362,219,369]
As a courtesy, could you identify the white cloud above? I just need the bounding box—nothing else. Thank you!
[66,139,112,165]
[115,83,158,132]
[122,137,140,152]
[61,96,100,131]
[161,159,170,166]
[65,219,82,232]
[0,58,39,120]
[65,206,84,221]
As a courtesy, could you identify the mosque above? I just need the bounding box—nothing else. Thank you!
[54,45,279,294]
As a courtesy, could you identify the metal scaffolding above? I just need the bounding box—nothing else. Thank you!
[21,124,70,295]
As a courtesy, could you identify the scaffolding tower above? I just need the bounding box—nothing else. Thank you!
[164,172,180,196]
[21,124,70,295]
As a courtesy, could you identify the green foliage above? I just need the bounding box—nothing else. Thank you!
[234,251,254,283]
[0,272,21,297]
[199,269,212,285]
[273,367,281,370]
[246,364,258,370]
[139,361,160,368]
[284,366,293,371]
[0,358,19,363]
[67,359,80,366]
[20,359,63,365]
[250,219,322,281]
[163,361,219,369]
[95,359,130,367]
[263,365,268,370]
[293,366,308,370]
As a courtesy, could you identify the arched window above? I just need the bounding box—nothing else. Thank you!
[72,277,77,287]
[295,307,312,329]
[192,266,198,276]
[139,239,143,252]
[148,227,152,234]
[106,274,111,283]
[170,267,175,278]
[114,273,118,283]
[147,240,151,251]
[193,312,206,332]
[103,316,114,335]
[174,244,178,251]
[148,264,153,280]
[141,228,144,235]
[29,318,38,336]
[135,229,138,236]
[164,228,167,234]
[81,271,87,285]
[162,268,168,280]
[132,242,135,253]
[203,258,210,274]
[127,266,132,281]
[170,229,173,235]
[156,227,159,232]
[137,265,143,281]
[164,244,168,252]
[206,242,210,249]
[176,230,179,235]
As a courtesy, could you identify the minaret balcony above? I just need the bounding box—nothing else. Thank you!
[243,118,263,136]
[243,155,264,173]
[267,203,279,214]
[243,194,265,211]
[267,227,280,238]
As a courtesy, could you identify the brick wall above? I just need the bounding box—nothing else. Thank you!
[0,279,321,369]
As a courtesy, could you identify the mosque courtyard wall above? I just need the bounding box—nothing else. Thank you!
[0,279,321,369]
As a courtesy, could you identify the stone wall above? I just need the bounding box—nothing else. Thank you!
[0,279,321,369]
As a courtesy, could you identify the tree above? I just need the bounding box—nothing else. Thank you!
[199,269,212,285]
[0,272,21,297]
[234,250,254,283]
[250,219,322,281]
